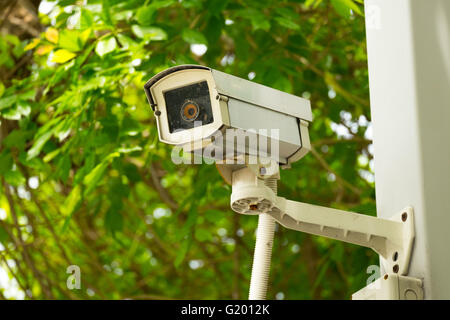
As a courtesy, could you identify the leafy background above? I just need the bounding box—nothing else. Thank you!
[0,0,377,300]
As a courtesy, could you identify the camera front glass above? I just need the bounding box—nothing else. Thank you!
[164,81,214,133]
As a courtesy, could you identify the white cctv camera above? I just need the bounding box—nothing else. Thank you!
[144,65,421,300]
[144,65,312,167]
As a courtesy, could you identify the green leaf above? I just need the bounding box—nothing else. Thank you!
[195,228,213,242]
[102,0,114,26]
[0,225,9,243]
[123,163,141,183]
[204,209,225,223]
[305,0,323,8]
[131,25,167,41]
[121,116,142,136]
[174,238,191,267]
[105,207,124,234]
[95,36,117,57]
[83,152,119,193]
[2,130,29,150]
[52,49,77,63]
[18,89,35,101]
[181,29,208,45]
[27,130,53,160]
[61,184,82,231]
[45,27,59,44]
[331,0,362,18]
[238,9,271,31]
[0,95,17,110]
[274,7,300,30]
[57,154,71,183]
[59,29,82,52]
[0,151,13,174]
[80,8,94,29]
[4,169,26,186]
[2,101,31,120]
[0,82,5,98]
[117,34,138,49]
[43,148,61,162]
[83,161,109,192]
[275,17,300,30]
[117,146,142,154]
[152,0,176,8]
[136,6,157,26]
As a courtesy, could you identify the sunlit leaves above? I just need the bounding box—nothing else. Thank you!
[131,25,167,41]
[117,33,138,49]
[136,6,157,26]
[1,101,31,120]
[45,27,59,44]
[0,34,22,68]
[95,36,117,57]
[101,0,114,26]
[0,0,374,300]
[305,0,324,9]
[62,184,82,219]
[0,94,17,110]
[181,29,208,45]
[80,8,94,29]
[59,29,83,52]
[51,49,77,63]
[27,130,53,160]
[24,38,41,50]
[4,169,26,187]
[83,152,120,194]
[136,0,176,25]
[331,0,363,18]
[36,44,54,55]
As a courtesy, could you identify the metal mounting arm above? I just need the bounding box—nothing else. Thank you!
[229,166,415,276]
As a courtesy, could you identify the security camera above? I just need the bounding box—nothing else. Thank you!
[144,65,312,167]
[143,65,418,301]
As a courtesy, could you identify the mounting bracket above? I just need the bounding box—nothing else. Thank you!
[229,165,416,277]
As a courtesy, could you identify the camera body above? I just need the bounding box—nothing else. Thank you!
[144,65,312,166]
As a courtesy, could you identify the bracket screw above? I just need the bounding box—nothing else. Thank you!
[393,264,399,273]
[401,212,408,222]
[393,251,398,261]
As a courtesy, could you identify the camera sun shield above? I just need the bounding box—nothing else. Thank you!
[144,64,312,166]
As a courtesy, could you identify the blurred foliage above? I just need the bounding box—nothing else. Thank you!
[0,0,377,300]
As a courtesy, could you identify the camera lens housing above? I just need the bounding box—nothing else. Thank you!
[144,64,312,167]
[163,81,214,133]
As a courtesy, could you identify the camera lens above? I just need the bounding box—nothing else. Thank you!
[164,81,213,133]
[181,100,199,122]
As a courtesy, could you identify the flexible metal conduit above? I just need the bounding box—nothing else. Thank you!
[248,178,277,300]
